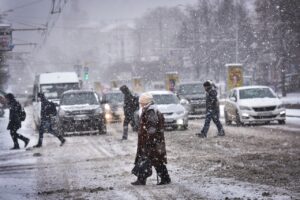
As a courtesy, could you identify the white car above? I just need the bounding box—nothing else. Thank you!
[224,86,286,125]
[148,91,189,130]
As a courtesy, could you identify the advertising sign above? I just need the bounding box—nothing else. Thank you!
[132,77,144,93]
[0,24,13,51]
[165,72,179,92]
[226,64,243,90]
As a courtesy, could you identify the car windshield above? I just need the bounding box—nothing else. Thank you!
[178,84,205,95]
[41,83,79,99]
[239,88,276,99]
[61,92,99,105]
[153,94,179,105]
[105,92,124,103]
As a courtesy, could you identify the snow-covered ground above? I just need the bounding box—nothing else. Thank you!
[0,106,299,199]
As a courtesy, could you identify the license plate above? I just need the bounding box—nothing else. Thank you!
[195,108,203,112]
[259,112,272,116]
[74,115,88,120]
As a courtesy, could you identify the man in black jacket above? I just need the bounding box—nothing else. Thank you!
[197,81,225,138]
[5,93,30,150]
[119,85,139,140]
[33,93,65,148]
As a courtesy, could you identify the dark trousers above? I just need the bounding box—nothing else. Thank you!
[122,114,137,139]
[37,120,64,145]
[201,110,224,136]
[10,129,28,148]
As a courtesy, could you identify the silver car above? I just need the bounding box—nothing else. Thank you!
[224,86,286,125]
[149,91,189,130]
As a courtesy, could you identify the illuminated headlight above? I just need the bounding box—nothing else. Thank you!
[176,110,185,115]
[241,113,249,118]
[239,106,252,111]
[277,104,285,109]
[94,107,103,114]
[104,104,110,111]
[176,119,184,125]
[59,109,66,117]
[105,113,111,120]
[280,111,286,115]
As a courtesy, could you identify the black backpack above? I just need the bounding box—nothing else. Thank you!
[48,101,57,116]
[19,106,26,121]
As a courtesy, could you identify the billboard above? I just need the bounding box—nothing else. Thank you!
[0,24,13,51]
[165,72,179,92]
[226,64,243,90]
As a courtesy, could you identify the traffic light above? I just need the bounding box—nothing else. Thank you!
[84,72,89,80]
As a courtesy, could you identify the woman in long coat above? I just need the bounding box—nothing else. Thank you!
[132,92,171,185]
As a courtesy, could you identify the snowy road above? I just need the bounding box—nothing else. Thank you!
[0,107,299,200]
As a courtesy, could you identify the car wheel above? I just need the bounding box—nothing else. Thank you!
[278,120,286,125]
[235,111,243,126]
[182,124,188,130]
[224,110,232,125]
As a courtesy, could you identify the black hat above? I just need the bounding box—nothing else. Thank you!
[5,93,15,101]
[37,92,45,98]
[203,81,211,87]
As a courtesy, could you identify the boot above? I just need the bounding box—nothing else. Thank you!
[10,146,20,150]
[60,138,66,146]
[18,135,30,148]
[218,130,225,136]
[33,138,42,148]
[157,176,171,185]
[131,178,146,185]
[24,138,30,148]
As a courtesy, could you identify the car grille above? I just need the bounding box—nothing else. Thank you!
[252,115,277,119]
[163,112,173,116]
[70,110,94,115]
[253,106,276,112]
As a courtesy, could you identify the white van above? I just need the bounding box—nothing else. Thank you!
[32,72,80,127]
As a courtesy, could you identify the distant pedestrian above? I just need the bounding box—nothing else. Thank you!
[5,93,30,150]
[119,85,139,140]
[131,92,171,185]
[33,93,65,148]
[196,80,225,138]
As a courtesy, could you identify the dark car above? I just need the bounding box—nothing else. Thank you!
[58,90,106,135]
[176,82,206,115]
[102,90,124,123]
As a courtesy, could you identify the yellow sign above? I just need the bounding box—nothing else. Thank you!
[165,72,179,92]
[226,64,243,90]
[132,77,144,93]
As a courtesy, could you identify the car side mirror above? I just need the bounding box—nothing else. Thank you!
[229,97,237,102]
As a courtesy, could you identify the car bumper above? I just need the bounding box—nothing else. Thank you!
[239,109,286,123]
[59,114,105,133]
[164,114,188,128]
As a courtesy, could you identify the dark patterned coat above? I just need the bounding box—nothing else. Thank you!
[135,103,167,166]
[7,100,22,131]
[206,87,219,112]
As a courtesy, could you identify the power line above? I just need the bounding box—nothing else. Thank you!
[3,0,45,13]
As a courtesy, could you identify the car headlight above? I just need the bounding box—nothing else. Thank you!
[176,110,185,115]
[59,109,66,117]
[277,104,285,109]
[95,107,103,114]
[104,104,110,111]
[239,106,252,111]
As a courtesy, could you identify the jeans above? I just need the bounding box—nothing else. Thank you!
[201,110,224,136]
[38,119,63,145]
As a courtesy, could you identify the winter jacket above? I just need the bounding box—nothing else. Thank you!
[135,103,167,166]
[40,98,57,121]
[206,87,220,112]
[7,100,22,131]
[120,85,139,117]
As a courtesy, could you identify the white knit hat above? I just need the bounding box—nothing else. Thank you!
[139,92,153,105]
